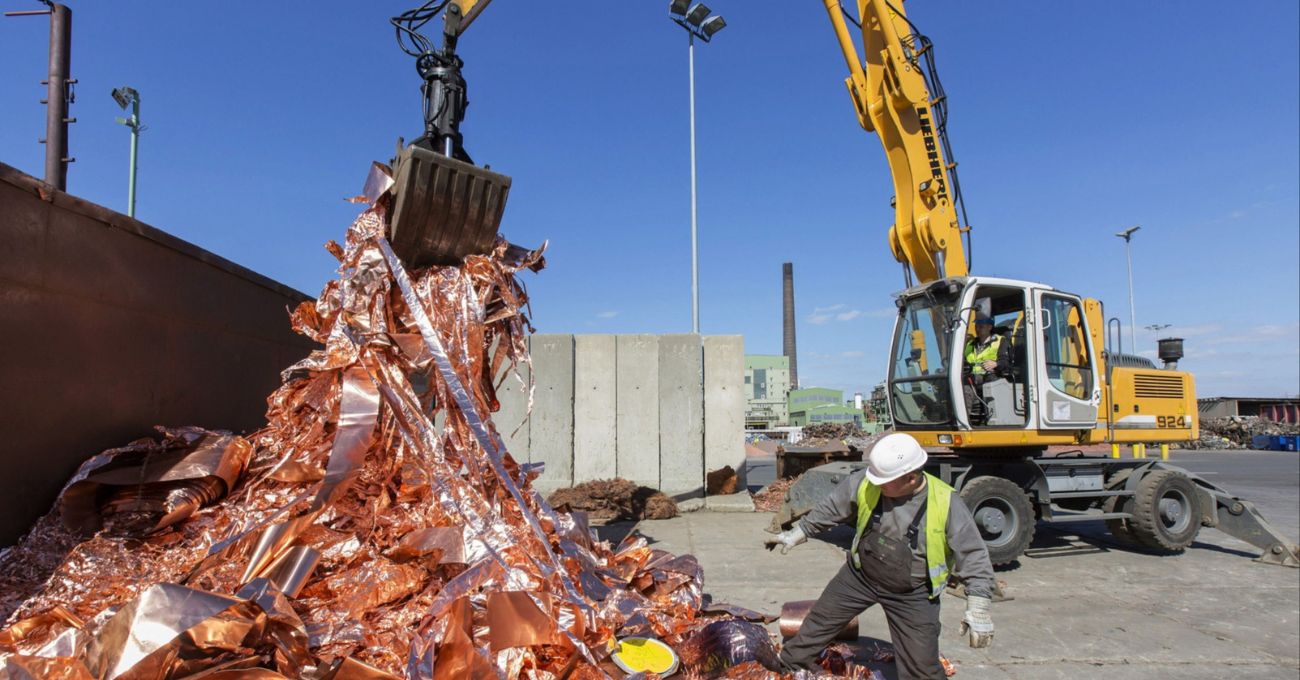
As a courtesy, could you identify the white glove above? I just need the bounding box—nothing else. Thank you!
[960,595,994,648]
[764,525,807,555]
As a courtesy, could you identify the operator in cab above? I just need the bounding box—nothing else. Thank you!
[962,316,1011,421]
[765,433,996,680]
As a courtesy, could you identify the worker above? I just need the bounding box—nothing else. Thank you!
[964,316,1010,379]
[764,433,996,679]
[962,316,1011,423]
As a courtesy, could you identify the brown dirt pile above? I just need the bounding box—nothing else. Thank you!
[547,478,678,520]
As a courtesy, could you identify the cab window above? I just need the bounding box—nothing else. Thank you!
[1041,295,1093,399]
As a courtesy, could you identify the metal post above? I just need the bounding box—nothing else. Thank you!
[45,3,72,190]
[127,97,139,217]
[1123,239,1136,352]
[688,32,699,334]
[1115,226,1140,353]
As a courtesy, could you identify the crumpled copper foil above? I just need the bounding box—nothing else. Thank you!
[676,620,782,679]
[55,427,251,537]
[0,163,785,679]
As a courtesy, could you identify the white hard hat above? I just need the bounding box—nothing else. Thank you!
[864,433,928,485]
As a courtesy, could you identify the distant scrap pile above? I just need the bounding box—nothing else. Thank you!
[800,423,889,457]
[1188,416,1300,450]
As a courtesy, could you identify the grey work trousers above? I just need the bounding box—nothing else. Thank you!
[779,562,944,680]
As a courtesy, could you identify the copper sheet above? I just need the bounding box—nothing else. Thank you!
[485,591,556,651]
[60,430,251,535]
[385,527,465,565]
[779,600,858,641]
[0,655,94,680]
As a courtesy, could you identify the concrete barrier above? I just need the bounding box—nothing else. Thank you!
[502,333,744,497]
[0,163,316,547]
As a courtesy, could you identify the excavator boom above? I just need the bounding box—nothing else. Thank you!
[824,0,968,283]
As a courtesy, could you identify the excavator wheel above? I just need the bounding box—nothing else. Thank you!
[1128,469,1202,552]
[959,475,1036,566]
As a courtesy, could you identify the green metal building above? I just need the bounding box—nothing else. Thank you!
[788,387,865,427]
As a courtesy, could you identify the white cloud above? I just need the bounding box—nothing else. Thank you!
[841,350,865,358]
[596,310,619,319]
[808,304,863,324]
[1203,322,1299,347]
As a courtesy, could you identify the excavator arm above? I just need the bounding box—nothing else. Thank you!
[823,0,969,284]
[387,0,510,269]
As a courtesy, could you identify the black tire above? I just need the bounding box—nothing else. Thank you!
[959,475,1036,566]
[1128,470,1202,552]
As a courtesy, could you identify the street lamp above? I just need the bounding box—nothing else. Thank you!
[112,86,142,218]
[669,1,726,334]
[1115,225,1140,353]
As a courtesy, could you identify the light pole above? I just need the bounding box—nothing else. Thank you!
[112,86,141,218]
[1115,225,1140,353]
[669,1,726,334]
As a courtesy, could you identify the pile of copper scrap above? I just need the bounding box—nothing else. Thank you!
[546,479,678,522]
[705,466,738,496]
[751,476,798,514]
[0,167,727,679]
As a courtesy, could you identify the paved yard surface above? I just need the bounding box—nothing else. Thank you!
[633,450,1300,679]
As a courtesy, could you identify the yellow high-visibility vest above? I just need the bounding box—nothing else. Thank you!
[965,335,1002,375]
[850,472,954,599]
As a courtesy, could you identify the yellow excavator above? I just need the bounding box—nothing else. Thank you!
[824,0,1198,453]
[774,0,1299,568]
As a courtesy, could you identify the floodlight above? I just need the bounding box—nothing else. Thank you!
[111,86,138,109]
[700,14,726,39]
[669,0,689,16]
[685,3,710,27]
[1115,225,1140,240]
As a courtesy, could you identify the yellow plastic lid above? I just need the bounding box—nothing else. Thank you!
[611,637,679,676]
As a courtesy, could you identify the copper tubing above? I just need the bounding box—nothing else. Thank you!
[779,600,858,640]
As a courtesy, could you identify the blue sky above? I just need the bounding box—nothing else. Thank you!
[3,1,1297,398]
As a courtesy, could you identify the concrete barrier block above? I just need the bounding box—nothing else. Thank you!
[574,334,617,481]
[704,335,746,489]
[658,334,704,496]
[529,334,574,488]
[616,335,660,488]
[493,338,531,462]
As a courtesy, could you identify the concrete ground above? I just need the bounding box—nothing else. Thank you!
[633,450,1300,679]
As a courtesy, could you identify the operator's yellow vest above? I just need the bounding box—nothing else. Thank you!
[849,472,955,599]
[965,335,1002,375]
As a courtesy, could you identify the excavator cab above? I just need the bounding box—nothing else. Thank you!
[387,0,510,268]
[886,276,1104,441]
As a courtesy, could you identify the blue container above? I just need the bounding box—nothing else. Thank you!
[1278,435,1299,452]
[1252,434,1273,450]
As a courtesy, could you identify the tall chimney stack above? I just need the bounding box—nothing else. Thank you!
[783,262,798,389]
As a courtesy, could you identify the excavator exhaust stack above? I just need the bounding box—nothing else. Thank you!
[388,145,511,268]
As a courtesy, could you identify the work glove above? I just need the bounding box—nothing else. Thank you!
[960,595,994,648]
[764,525,807,555]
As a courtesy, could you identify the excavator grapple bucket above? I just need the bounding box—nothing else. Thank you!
[388,145,511,268]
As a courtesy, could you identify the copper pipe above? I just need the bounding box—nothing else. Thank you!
[779,600,858,640]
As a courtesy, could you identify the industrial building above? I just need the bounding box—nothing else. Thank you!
[787,387,865,427]
[1199,396,1300,423]
[744,355,791,429]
